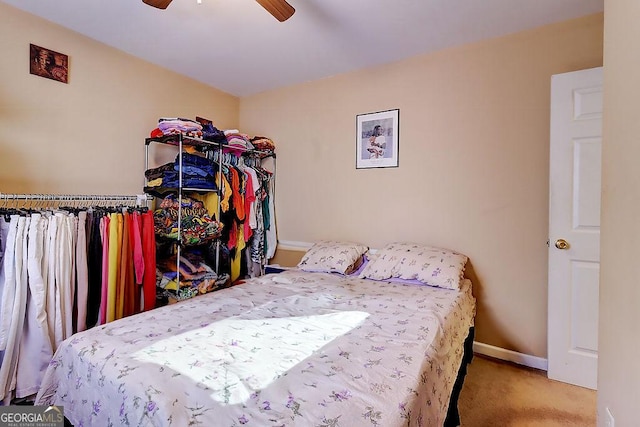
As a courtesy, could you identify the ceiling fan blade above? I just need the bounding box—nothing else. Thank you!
[142,0,173,9]
[255,0,295,22]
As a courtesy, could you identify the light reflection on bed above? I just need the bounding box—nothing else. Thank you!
[132,311,370,405]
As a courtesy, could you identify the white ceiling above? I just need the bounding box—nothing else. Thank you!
[2,0,603,97]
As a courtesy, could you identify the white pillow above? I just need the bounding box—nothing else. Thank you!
[297,240,369,275]
[359,242,468,289]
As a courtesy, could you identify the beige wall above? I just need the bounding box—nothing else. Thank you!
[241,14,604,358]
[0,3,239,195]
[269,248,305,268]
[4,4,637,420]
[0,0,609,365]
[598,1,640,425]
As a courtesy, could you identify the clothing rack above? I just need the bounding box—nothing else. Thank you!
[0,193,152,207]
[0,191,159,403]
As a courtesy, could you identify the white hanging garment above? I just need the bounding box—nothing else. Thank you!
[0,216,12,369]
[53,212,73,347]
[16,214,54,399]
[0,216,29,403]
[45,213,59,351]
[0,215,19,351]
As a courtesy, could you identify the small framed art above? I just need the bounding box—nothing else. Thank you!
[29,44,69,84]
[356,108,399,169]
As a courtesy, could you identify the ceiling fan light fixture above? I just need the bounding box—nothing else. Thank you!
[142,0,294,22]
[255,0,295,22]
[142,0,173,9]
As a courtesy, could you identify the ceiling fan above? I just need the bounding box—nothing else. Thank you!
[142,0,295,22]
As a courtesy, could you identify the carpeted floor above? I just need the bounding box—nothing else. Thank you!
[458,354,596,426]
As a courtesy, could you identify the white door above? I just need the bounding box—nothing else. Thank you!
[548,67,602,390]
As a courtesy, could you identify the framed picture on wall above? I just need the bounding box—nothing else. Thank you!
[356,109,399,169]
[29,44,69,84]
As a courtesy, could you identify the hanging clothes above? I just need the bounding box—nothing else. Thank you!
[16,213,53,399]
[98,214,110,326]
[75,211,89,332]
[86,211,103,328]
[0,197,156,404]
[0,215,28,403]
[213,152,277,281]
[141,211,156,312]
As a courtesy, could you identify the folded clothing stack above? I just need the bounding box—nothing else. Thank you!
[153,195,223,245]
[223,129,255,154]
[156,251,230,299]
[195,116,228,144]
[249,136,276,152]
[156,117,203,138]
[145,152,216,190]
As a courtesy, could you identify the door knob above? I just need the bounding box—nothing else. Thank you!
[555,239,570,250]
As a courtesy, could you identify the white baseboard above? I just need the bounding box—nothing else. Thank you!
[277,240,380,253]
[473,341,548,371]
[277,240,313,251]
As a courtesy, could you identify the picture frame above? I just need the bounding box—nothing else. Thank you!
[356,108,399,169]
[29,44,69,84]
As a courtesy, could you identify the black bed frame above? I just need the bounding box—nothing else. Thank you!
[444,326,475,427]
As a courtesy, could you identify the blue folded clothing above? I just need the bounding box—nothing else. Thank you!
[176,164,215,178]
[163,176,217,189]
[177,152,211,168]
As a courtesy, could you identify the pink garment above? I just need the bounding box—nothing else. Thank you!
[131,211,145,285]
[98,216,110,325]
[243,171,255,241]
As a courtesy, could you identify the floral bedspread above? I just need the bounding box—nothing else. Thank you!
[35,270,476,427]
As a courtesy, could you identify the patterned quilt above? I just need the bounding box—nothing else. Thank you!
[35,270,476,427]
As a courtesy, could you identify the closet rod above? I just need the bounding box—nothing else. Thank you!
[0,193,153,204]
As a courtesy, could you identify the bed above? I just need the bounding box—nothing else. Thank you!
[35,243,476,427]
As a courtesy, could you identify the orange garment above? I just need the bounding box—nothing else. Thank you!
[228,167,245,221]
[227,221,238,250]
[217,171,232,213]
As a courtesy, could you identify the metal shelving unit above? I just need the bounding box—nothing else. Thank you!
[144,133,223,300]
